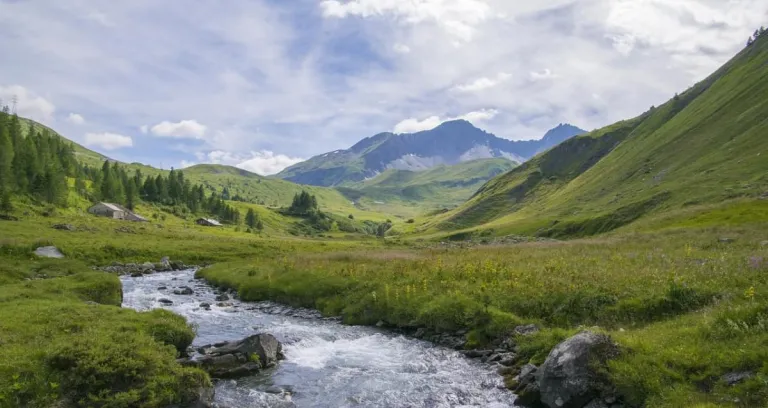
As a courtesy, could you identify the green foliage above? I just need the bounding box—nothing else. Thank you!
[288,190,319,215]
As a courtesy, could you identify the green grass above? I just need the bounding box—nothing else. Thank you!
[198,222,768,407]
[0,256,208,408]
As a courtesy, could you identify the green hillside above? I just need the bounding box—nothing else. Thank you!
[338,158,516,216]
[19,117,109,168]
[428,32,768,238]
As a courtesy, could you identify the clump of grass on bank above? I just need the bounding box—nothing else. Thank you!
[0,258,208,407]
[199,222,768,407]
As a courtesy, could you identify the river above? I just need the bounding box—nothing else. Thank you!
[121,269,518,408]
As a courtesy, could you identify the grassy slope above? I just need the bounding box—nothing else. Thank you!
[339,158,517,217]
[426,35,768,238]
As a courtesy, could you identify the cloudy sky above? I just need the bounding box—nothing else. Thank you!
[0,0,765,174]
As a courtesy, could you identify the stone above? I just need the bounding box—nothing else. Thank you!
[158,286,167,290]
[376,320,385,327]
[719,237,735,244]
[217,302,234,307]
[158,298,173,305]
[52,223,76,231]
[514,364,541,407]
[215,294,230,302]
[34,246,64,259]
[584,399,610,408]
[165,385,215,408]
[200,302,211,308]
[174,286,195,295]
[160,256,171,267]
[414,328,427,338]
[537,331,620,408]
[191,334,285,379]
[142,261,155,271]
[722,371,754,386]
[265,386,284,394]
[499,354,519,367]
[130,271,144,278]
[514,324,540,337]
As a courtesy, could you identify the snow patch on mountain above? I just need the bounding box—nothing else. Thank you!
[386,154,448,171]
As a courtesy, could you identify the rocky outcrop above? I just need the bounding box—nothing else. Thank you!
[99,258,193,276]
[174,286,195,296]
[514,331,622,408]
[181,334,285,379]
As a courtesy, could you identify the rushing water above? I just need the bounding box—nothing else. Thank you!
[121,270,518,408]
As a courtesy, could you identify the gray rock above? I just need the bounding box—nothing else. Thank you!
[537,331,620,408]
[514,324,540,336]
[142,261,155,271]
[265,386,284,394]
[414,328,427,338]
[158,298,173,305]
[160,256,170,267]
[215,294,230,302]
[34,246,64,259]
[584,399,609,408]
[722,371,754,386]
[719,237,735,244]
[52,223,76,231]
[166,385,215,408]
[200,302,211,308]
[514,364,541,407]
[375,320,385,327]
[174,286,195,295]
[158,286,168,290]
[192,334,285,379]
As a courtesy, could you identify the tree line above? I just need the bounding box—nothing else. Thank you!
[0,107,77,212]
[747,26,766,46]
[0,109,239,223]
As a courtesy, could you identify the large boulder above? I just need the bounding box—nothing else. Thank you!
[185,334,285,379]
[536,331,620,408]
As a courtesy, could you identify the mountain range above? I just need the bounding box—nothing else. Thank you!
[276,121,585,186]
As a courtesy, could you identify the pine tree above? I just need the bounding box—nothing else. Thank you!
[0,119,13,194]
[246,208,257,228]
[255,218,264,232]
[0,190,12,214]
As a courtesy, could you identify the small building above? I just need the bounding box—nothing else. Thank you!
[88,202,148,222]
[88,202,126,219]
[196,218,223,227]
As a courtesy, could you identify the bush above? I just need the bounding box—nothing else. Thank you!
[47,329,209,408]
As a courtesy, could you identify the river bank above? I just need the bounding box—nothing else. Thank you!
[121,269,518,407]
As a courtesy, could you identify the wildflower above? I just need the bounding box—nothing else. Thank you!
[745,286,755,302]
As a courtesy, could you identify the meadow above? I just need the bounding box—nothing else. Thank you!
[199,200,768,408]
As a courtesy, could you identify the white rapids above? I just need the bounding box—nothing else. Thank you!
[121,270,518,408]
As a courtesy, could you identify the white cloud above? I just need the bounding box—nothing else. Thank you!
[529,69,557,81]
[320,0,493,41]
[453,72,511,92]
[196,150,305,175]
[0,85,56,123]
[139,125,148,134]
[67,113,85,125]
[393,43,411,53]
[237,151,305,175]
[150,120,207,139]
[84,132,133,150]
[394,109,498,133]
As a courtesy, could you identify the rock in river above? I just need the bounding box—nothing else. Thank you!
[182,334,285,379]
[174,286,195,295]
